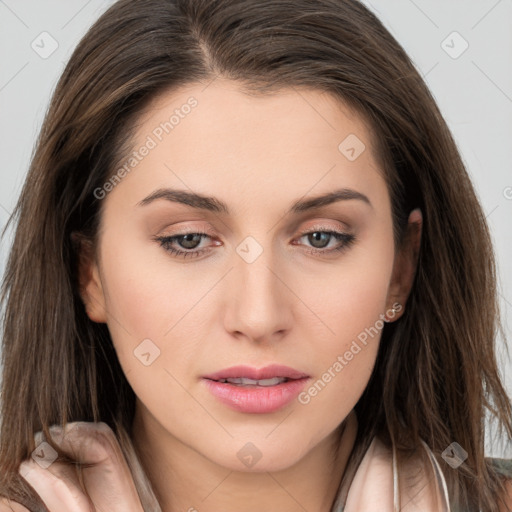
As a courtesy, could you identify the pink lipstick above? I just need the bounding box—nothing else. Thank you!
[202,364,310,414]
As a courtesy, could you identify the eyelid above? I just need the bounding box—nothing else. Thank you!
[159,221,349,241]
[297,221,351,236]
[158,224,218,238]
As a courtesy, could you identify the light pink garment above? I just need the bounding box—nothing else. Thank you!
[331,418,451,511]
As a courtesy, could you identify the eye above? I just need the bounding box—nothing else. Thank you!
[154,227,356,259]
[294,229,356,256]
[154,231,216,259]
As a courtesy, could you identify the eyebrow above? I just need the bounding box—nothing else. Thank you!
[137,187,372,214]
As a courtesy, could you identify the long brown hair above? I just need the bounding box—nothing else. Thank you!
[1,0,511,510]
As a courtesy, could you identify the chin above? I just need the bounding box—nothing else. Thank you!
[206,439,307,474]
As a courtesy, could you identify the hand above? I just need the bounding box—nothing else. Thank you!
[0,498,31,512]
[13,421,144,512]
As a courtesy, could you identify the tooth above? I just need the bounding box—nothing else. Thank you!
[224,377,287,386]
[227,378,259,385]
[257,377,285,386]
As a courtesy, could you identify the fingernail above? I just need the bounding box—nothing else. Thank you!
[49,426,64,443]
[33,430,44,445]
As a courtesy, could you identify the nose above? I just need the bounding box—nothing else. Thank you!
[222,240,294,345]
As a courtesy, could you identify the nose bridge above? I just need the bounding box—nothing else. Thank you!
[224,234,291,341]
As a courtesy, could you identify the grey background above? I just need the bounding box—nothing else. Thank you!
[0,1,511,455]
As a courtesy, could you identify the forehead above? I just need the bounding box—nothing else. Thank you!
[136,79,375,151]
[106,79,388,216]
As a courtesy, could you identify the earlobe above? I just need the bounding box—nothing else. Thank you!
[385,208,423,321]
[72,232,108,324]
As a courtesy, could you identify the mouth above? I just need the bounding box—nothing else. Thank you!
[202,364,310,413]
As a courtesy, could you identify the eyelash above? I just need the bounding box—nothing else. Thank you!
[154,228,356,259]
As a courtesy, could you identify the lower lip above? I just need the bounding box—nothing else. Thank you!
[202,378,310,414]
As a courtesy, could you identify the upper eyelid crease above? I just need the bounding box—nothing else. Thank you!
[137,187,373,214]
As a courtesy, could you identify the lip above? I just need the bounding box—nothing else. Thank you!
[202,364,310,414]
[202,364,309,381]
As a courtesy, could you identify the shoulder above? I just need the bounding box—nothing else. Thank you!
[397,441,448,510]
[0,498,31,512]
[488,458,512,512]
[344,437,443,510]
[489,457,512,480]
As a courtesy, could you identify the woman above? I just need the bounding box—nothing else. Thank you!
[1,0,511,510]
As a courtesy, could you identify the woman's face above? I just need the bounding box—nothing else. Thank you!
[81,79,416,472]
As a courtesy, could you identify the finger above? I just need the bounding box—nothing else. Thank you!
[32,427,80,486]
[0,497,32,512]
[19,459,94,512]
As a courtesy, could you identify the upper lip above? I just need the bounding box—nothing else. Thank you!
[203,364,309,381]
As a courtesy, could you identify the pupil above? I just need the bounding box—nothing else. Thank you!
[181,234,201,249]
[309,232,329,248]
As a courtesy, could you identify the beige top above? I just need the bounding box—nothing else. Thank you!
[331,413,451,511]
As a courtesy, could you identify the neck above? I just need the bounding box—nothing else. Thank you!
[132,402,358,512]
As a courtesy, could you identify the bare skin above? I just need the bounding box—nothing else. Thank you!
[10,79,424,511]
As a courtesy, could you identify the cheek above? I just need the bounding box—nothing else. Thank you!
[302,231,394,350]
[97,241,205,425]
[293,285,389,445]
[292,234,394,414]
[96,233,203,377]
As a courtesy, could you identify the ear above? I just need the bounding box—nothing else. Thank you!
[71,232,108,324]
[385,208,423,321]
